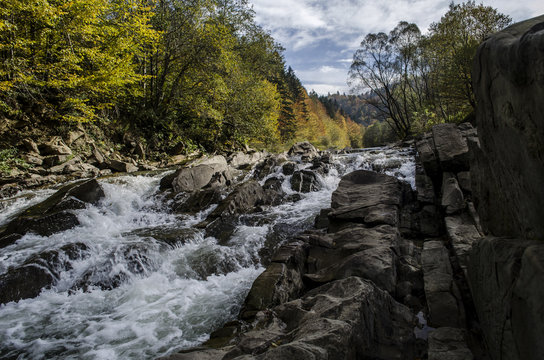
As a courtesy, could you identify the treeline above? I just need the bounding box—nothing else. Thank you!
[0,0,362,152]
[348,1,512,140]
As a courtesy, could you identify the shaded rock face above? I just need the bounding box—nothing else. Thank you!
[290,170,321,193]
[471,15,544,240]
[0,243,89,304]
[0,179,105,247]
[466,15,544,360]
[164,169,421,360]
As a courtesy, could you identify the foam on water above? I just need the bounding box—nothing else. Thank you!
[0,147,416,359]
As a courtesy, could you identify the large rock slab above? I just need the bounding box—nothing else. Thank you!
[0,179,105,246]
[422,241,465,328]
[172,277,415,360]
[170,156,229,193]
[445,214,482,275]
[431,124,469,172]
[468,236,544,360]
[471,15,544,240]
[428,328,473,360]
[328,170,407,230]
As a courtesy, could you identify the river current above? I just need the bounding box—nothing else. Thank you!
[0,147,415,359]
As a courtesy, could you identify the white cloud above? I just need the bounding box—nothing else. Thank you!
[249,0,544,94]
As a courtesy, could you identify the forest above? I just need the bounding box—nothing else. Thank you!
[0,0,362,155]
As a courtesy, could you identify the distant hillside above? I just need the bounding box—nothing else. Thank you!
[315,92,381,127]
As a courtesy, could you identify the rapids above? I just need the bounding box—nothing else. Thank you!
[0,147,415,359]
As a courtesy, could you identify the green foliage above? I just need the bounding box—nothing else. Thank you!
[349,1,511,139]
[0,0,159,122]
[0,147,30,175]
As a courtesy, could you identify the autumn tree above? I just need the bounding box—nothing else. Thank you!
[424,1,511,121]
[0,0,158,122]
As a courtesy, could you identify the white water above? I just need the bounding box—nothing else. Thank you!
[0,147,415,359]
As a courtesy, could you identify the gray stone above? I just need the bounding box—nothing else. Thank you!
[441,173,465,214]
[107,159,138,173]
[468,236,544,360]
[23,139,40,154]
[228,151,265,169]
[445,214,481,275]
[428,328,473,360]
[422,241,465,328]
[281,161,296,175]
[416,136,439,180]
[456,172,471,194]
[431,124,469,172]
[471,15,544,240]
[39,137,72,156]
[172,157,228,193]
[287,141,319,160]
[23,154,43,166]
[290,170,321,193]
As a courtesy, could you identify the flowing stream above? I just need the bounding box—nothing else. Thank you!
[0,147,415,360]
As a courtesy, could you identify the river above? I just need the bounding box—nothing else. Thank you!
[0,147,415,359]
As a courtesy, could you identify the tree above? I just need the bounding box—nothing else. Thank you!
[424,1,511,121]
[349,22,424,139]
[0,0,158,122]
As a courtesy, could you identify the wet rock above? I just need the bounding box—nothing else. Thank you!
[0,243,89,304]
[207,180,264,219]
[171,156,228,193]
[0,179,105,245]
[314,208,331,229]
[422,241,465,328]
[253,154,287,180]
[281,161,296,175]
[241,240,308,319]
[428,328,473,360]
[287,141,319,161]
[441,173,465,214]
[228,151,265,169]
[290,170,321,193]
[431,124,469,172]
[415,163,435,204]
[174,188,223,214]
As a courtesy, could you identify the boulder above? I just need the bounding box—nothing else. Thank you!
[471,15,544,240]
[241,240,308,319]
[228,151,265,169]
[431,124,469,172]
[107,159,138,173]
[173,188,223,214]
[287,141,319,160]
[328,170,407,230]
[441,173,465,214]
[223,277,415,360]
[0,179,105,246]
[422,241,465,328]
[445,214,482,274]
[171,156,228,193]
[0,243,89,304]
[23,139,40,154]
[281,161,296,176]
[39,137,72,156]
[290,170,321,193]
[416,136,439,180]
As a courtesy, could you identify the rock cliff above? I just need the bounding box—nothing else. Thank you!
[469,15,544,360]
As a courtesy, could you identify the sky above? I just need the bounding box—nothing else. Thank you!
[249,0,544,95]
